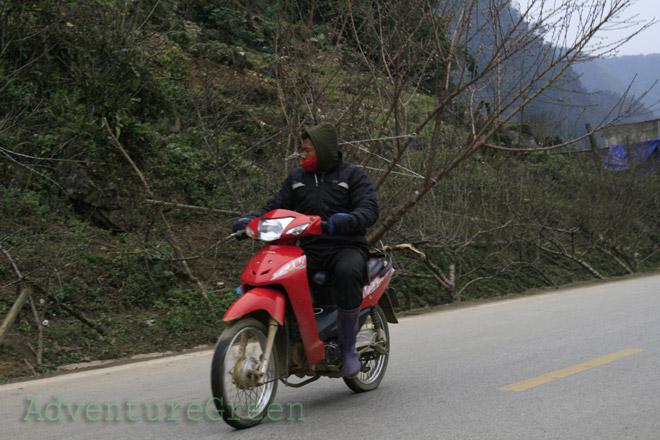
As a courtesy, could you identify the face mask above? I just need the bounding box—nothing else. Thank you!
[301,156,318,172]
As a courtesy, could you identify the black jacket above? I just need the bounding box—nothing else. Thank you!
[250,159,379,248]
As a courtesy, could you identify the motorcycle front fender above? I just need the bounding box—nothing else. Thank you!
[223,287,286,325]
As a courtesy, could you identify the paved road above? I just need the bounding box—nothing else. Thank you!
[2,274,660,439]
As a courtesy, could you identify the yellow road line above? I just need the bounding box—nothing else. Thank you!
[499,349,644,392]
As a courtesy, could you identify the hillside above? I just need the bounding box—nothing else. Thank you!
[573,54,660,119]
[1,0,659,383]
[467,3,657,140]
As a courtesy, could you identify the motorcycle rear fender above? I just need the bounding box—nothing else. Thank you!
[378,289,399,324]
[223,287,286,325]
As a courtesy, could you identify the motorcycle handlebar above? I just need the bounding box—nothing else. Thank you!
[227,230,246,240]
[229,217,329,240]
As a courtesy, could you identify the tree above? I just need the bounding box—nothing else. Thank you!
[363,0,655,243]
[262,0,653,238]
[241,0,656,302]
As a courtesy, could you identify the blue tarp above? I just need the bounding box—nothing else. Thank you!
[602,138,660,174]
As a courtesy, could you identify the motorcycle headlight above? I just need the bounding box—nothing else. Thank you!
[258,217,294,241]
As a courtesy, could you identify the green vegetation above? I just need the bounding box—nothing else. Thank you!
[1,0,658,382]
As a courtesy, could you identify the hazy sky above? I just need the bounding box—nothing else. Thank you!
[610,0,660,55]
[517,0,660,56]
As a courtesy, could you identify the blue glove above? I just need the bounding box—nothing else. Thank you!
[328,213,356,234]
[232,217,252,239]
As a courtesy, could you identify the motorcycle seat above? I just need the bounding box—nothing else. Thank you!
[367,257,384,281]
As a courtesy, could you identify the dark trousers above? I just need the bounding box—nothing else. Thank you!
[303,243,367,310]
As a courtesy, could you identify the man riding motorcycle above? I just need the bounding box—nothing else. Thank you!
[233,122,379,377]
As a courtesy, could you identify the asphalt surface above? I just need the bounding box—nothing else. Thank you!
[2,274,660,439]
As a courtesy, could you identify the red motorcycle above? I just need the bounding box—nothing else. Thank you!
[210,209,398,428]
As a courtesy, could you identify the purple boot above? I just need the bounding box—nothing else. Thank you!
[338,307,361,377]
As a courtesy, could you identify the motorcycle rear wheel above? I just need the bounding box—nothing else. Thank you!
[210,318,278,429]
[343,305,390,392]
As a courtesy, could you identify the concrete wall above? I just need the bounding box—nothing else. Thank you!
[600,119,660,147]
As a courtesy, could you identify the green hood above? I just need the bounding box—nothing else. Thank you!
[304,122,340,172]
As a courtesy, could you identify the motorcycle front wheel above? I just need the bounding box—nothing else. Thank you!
[344,305,390,392]
[210,317,278,429]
